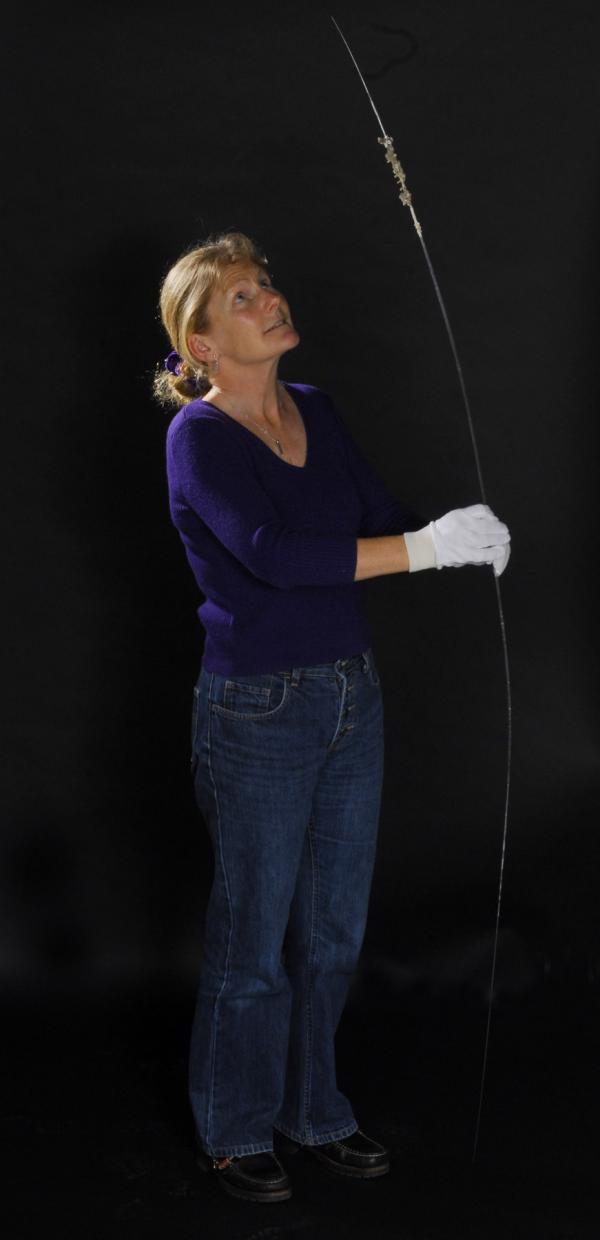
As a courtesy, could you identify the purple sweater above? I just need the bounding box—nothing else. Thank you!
[166,381,424,674]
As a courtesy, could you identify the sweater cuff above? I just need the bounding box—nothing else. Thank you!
[404,523,437,572]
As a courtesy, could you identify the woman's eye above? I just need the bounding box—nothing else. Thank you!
[234,278,274,302]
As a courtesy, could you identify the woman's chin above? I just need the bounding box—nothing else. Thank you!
[264,327,300,361]
[280,328,301,352]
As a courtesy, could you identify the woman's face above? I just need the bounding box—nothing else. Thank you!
[189,261,300,369]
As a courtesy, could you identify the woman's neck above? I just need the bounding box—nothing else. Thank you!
[203,370,286,428]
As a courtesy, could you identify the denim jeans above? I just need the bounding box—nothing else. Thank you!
[188,646,384,1158]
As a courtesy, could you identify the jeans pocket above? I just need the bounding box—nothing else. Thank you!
[210,672,289,720]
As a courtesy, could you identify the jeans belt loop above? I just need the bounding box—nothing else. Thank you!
[291,666,302,687]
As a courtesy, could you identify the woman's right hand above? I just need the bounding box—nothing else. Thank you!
[404,504,511,576]
[432,504,511,575]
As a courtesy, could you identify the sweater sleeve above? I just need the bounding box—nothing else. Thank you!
[167,415,358,589]
[323,394,426,536]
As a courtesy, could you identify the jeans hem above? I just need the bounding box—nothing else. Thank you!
[200,1139,275,1158]
[273,1119,358,1146]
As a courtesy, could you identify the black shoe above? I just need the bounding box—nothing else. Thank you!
[302,1128,390,1178]
[196,1142,292,1202]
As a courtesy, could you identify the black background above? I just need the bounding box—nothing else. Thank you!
[3,2,600,1235]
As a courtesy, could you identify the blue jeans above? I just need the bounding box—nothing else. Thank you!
[188,647,385,1158]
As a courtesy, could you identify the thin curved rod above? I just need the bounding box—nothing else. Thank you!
[330,13,513,1164]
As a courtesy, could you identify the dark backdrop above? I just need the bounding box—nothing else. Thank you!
[3,0,599,1007]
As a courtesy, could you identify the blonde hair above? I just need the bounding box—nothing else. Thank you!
[153,230,270,408]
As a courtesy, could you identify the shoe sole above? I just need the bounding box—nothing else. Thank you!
[310,1150,390,1179]
[219,1179,293,1202]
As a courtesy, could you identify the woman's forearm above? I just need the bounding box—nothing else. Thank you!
[354,535,409,581]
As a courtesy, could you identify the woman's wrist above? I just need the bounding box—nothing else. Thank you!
[403,524,436,572]
[354,533,410,581]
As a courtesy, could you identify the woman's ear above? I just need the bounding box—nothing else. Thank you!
[188,333,212,365]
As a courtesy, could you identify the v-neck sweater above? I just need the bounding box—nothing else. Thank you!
[165,381,424,674]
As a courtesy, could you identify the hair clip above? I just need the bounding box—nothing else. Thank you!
[164,349,183,375]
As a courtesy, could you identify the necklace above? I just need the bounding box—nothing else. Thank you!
[236,385,287,457]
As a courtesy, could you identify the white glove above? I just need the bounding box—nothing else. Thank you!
[404,504,511,577]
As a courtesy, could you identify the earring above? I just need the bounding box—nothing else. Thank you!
[210,353,220,373]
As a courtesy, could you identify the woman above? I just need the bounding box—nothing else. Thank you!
[154,230,510,1204]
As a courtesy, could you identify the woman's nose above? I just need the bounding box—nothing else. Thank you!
[263,286,282,312]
